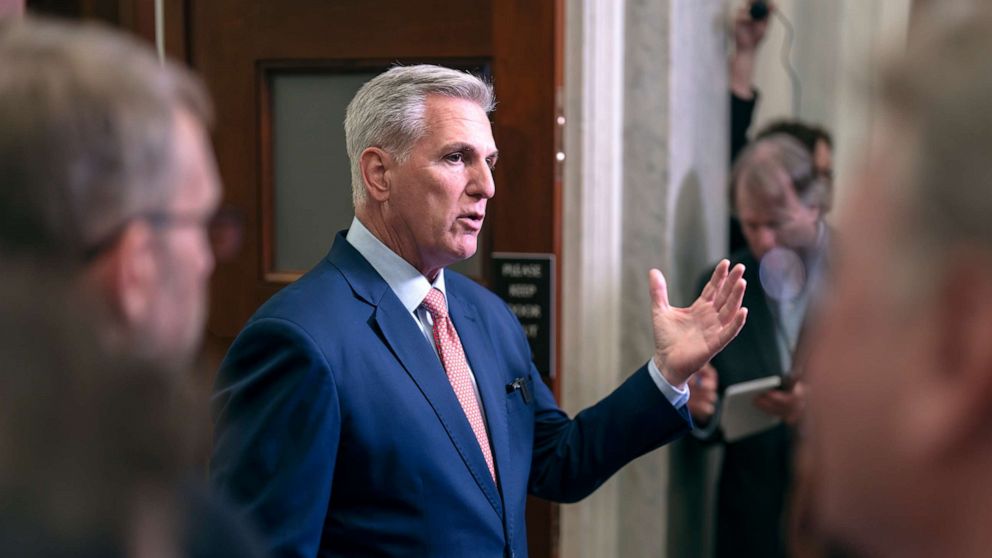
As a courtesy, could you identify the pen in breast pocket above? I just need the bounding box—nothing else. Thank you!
[507,377,532,404]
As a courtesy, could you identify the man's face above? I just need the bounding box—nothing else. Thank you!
[145,109,221,361]
[382,95,497,278]
[736,171,821,261]
[805,122,933,552]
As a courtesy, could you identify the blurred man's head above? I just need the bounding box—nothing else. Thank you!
[756,120,834,180]
[807,8,992,557]
[0,17,220,366]
[345,65,497,279]
[732,134,831,262]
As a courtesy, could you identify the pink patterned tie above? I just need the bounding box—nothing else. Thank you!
[421,288,496,482]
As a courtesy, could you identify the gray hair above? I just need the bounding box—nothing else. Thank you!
[0,16,213,262]
[344,64,495,207]
[881,8,992,261]
[731,133,832,214]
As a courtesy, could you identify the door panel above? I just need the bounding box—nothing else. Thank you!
[189,0,494,335]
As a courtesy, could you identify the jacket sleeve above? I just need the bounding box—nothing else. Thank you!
[209,317,341,558]
[526,362,691,503]
[730,89,759,163]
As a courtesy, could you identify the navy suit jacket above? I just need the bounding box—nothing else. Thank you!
[210,233,691,557]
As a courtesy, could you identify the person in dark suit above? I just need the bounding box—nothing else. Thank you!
[687,134,831,558]
[210,64,749,557]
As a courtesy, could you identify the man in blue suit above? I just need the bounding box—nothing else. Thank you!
[210,64,747,557]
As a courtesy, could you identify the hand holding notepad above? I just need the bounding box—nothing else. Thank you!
[721,375,784,442]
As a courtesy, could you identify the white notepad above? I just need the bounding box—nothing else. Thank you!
[721,375,783,442]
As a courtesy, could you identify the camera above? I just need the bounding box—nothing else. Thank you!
[749,0,770,21]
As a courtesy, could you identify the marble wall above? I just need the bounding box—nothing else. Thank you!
[747,0,911,216]
[559,1,913,556]
[561,0,729,556]
[560,0,627,554]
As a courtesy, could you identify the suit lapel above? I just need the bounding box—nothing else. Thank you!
[448,291,513,507]
[372,297,503,516]
[328,234,503,518]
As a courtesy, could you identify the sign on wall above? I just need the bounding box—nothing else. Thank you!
[490,252,556,381]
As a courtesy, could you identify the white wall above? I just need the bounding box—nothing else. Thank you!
[560,0,626,554]
[560,1,912,556]
[561,0,729,556]
[746,0,911,213]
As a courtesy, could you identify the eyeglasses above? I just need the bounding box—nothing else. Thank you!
[83,205,244,263]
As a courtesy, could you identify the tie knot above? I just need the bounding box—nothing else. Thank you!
[421,288,448,318]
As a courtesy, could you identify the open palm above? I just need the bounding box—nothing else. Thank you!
[650,260,747,386]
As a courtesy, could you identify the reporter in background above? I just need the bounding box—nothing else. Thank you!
[690,134,831,558]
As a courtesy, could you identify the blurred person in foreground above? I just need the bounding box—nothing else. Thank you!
[0,16,261,557]
[0,269,195,557]
[210,63,748,557]
[0,15,225,371]
[689,134,831,558]
[805,7,992,558]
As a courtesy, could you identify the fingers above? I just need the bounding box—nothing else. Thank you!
[713,263,745,311]
[754,391,790,416]
[753,395,781,416]
[691,371,718,393]
[697,362,718,380]
[714,307,748,352]
[700,259,730,302]
[690,365,719,423]
[691,401,717,419]
[730,306,748,337]
[754,387,804,421]
[734,6,749,25]
[792,380,806,397]
[761,390,791,405]
[689,386,718,420]
[718,272,747,324]
[648,268,670,311]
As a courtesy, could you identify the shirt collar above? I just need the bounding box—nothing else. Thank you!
[345,217,446,313]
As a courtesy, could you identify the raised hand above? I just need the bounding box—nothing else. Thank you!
[730,1,774,98]
[754,380,806,425]
[734,1,773,53]
[649,260,747,387]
